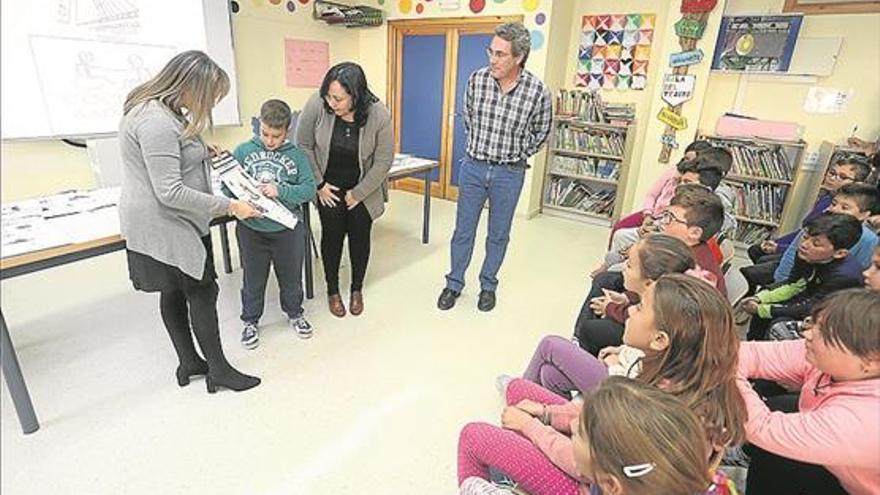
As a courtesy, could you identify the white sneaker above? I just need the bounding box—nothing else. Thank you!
[241,322,259,350]
[289,315,313,339]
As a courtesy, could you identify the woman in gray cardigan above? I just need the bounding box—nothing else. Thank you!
[119,51,261,393]
[296,63,393,318]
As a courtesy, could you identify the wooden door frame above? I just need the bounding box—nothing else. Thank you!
[387,15,521,201]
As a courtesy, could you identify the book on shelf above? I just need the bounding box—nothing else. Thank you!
[729,182,788,222]
[545,177,616,217]
[550,155,619,180]
[555,89,635,125]
[735,223,775,245]
[554,125,626,157]
[706,138,795,181]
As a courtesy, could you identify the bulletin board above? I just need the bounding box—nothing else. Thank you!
[710,14,803,73]
[575,14,656,91]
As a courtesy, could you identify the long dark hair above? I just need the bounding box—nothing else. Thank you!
[319,62,378,128]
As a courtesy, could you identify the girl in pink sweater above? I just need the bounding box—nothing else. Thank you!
[737,288,880,495]
[456,274,746,495]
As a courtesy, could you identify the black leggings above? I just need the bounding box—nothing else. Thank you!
[744,383,847,495]
[317,200,373,295]
[159,281,232,373]
[573,271,626,355]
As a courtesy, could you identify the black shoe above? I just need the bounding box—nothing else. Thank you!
[176,360,209,387]
[205,368,261,393]
[437,288,460,310]
[478,290,496,312]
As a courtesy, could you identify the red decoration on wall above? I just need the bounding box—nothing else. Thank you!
[416,2,424,13]
[681,0,717,13]
[469,0,485,14]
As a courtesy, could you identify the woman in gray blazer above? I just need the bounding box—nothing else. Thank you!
[296,63,393,318]
[119,51,261,393]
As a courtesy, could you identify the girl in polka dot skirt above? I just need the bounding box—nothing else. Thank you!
[457,274,746,495]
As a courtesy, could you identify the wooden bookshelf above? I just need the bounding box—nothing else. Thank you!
[698,133,808,249]
[542,116,636,226]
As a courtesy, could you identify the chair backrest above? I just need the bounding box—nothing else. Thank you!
[724,265,749,305]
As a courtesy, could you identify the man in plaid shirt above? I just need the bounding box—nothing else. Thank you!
[438,22,552,312]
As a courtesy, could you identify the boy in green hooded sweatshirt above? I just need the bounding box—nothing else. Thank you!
[230,99,316,349]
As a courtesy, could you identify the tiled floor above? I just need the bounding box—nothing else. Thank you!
[1,190,609,495]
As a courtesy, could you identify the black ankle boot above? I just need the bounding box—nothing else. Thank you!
[205,367,261,393]
[176,360,209,387]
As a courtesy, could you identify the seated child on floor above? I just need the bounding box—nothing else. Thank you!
[737,289,880,495]
[459,377,738,495]
[740,157,872,294]
[740,213,863,341]
[508,234,696,397]
[456,274,746,495]
[774,182,879,283]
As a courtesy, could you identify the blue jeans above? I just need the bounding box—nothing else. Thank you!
[445,156,525,292]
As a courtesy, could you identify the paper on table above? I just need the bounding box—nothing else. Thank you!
[46,205,120,244]
[210,152,298,230]
[390,154,437,175]
[1,217,71,258]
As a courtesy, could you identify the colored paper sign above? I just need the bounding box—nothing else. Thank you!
[284,39,329,88]
[669,49,704,67]
[657,107,688,130]
[661,74,696,107]
[681,0,717,13]
[661,134,680,148]
[675,18,706,39]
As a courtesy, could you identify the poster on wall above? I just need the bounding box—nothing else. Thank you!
[285,39,329,88]
[575,14,655,91]
[710,14,803,73]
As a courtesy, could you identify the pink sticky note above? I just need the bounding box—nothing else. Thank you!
[285,39,329,88]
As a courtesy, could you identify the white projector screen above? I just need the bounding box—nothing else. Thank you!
[1,0,241,141]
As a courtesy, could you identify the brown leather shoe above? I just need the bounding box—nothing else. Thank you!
[349,291,364,316]
[328,294,346,318]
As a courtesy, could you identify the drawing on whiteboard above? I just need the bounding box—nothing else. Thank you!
[75,0,139,26]
[30,35,175,135]
[56,0,73,23]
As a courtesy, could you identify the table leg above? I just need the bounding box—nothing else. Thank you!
[218,222,232,274]
[303,205,314,300]
[0,310,39,434]
[422,170,431,244]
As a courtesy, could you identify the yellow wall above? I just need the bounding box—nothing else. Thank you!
[357,0,557,216]
[562,0,673,212]
[699,0,880,149]
[0,1,359,202]
[4,0,878,226]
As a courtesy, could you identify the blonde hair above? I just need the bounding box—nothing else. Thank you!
[123,50,229,139]
[579,377,712,495]
[638,273,747,457]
